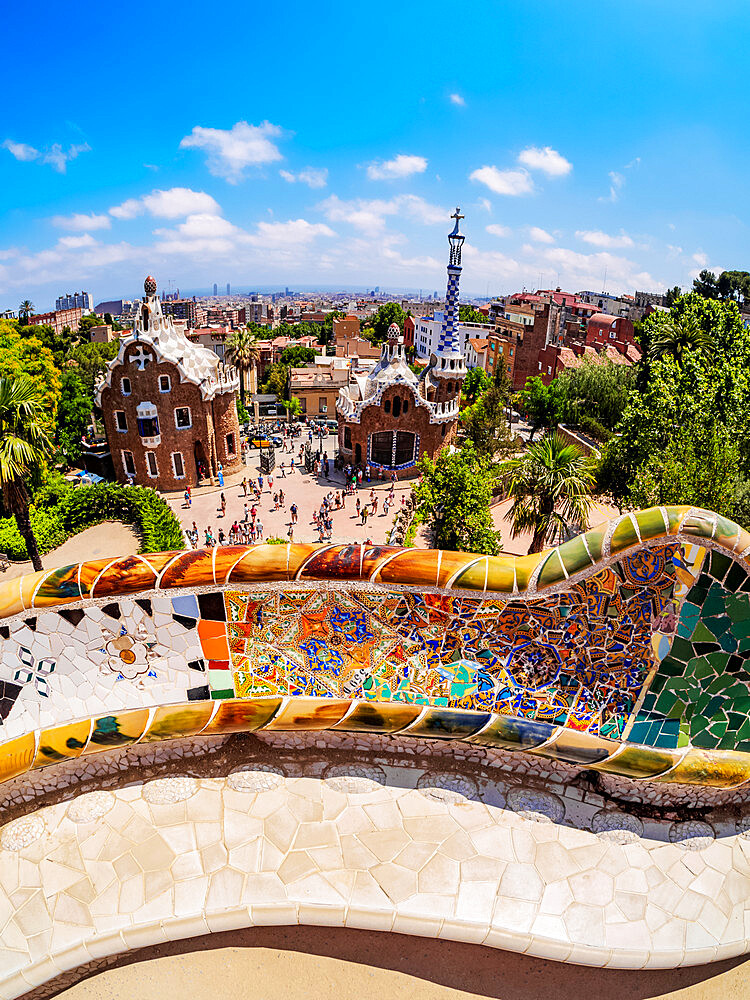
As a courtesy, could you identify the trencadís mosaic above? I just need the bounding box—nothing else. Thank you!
[3,505,750,787]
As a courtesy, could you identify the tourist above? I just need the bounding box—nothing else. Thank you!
[361,505,369,525]
[356,497,361,517]
[218,527,226,545]
[268,476,273,493]
[279,489,285,507]
[256,518,264,541]
[287,524,294,542]
[258,474,264,492]
[372,497,378,516]
[220,493,226,518]
[280,462,286,477]
[241,477,247,496]
[251,504,257,522]
[290,503,298,524]
[290,457,295,474]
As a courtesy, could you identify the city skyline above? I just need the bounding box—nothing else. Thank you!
[1,0,748,310]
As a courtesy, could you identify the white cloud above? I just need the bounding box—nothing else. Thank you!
[576,229,634,249]
[528,226,555,244]
[366,154,427,181]
[179,121,283,183]
[692,251,709,267]
[250,219,335,248]
[52,212,111,232]
[279,167,328,189]
[449,93,466,106]
[470,166,533,196]
[486,224,512,238]
[318,194,447,235]
[2,138,90,172]
[154,213,334,258]
[599,170,625,203]
[2,139,39,162]
[57,234,98,249]
[518,146,572,177]
[477,198,492,213]
[110,187,222,220]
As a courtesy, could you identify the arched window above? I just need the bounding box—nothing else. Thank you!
[403,398,408,414]
[384,400,391,414]
[392,397,401,418]
[344,426,352,449]
[441,424,447,438]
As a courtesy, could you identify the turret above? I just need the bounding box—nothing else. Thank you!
[431,208,467,397]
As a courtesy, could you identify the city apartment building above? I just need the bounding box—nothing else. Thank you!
[162,298,206,328]
[289,367,349,417]
[28,307,84,335]
[56,291,93,312]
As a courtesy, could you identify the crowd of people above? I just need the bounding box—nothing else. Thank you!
[182,472,402,549]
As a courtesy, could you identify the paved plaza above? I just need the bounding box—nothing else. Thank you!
[165,431,413,546]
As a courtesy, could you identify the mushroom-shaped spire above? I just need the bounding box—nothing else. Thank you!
[144,275,157,298]
[387,322,400,342]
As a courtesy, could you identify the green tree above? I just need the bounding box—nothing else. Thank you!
[413,446,502,555]
[693,270,719,299]
[56,371,93,462]
[461,366,491,405]
[648,314,714,363]
[0,376,53,571]
[320,310,345,346]
[280,344,316,367]
[518,376,563,438]
[460,362,515,460]
[67,341,118,396]
[498,432,596,554]
[363,302,409,344]
[226,327,260,406]
[78,313,103,338]
[556,356,636,430]
[0,322,61,432]
[664,286,682,307]
[458,304,490,326]
[281,396,302,422]
[262,362,289,398]
[18,300,34,324]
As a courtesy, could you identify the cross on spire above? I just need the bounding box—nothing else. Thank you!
[451,207,464,222]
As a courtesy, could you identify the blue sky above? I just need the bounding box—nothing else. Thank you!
[2,0,748,309]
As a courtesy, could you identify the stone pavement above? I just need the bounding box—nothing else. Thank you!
[166,433,413,545]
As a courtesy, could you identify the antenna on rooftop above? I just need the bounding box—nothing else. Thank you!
[602,265,608,294]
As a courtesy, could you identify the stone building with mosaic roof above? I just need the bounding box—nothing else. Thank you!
[336,210,467,477]
[96,275,242,490]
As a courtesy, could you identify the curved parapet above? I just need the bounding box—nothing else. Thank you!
[4,505,750,993]
[1,505,750,785]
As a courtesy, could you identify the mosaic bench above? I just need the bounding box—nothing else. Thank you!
[1,504,750,789]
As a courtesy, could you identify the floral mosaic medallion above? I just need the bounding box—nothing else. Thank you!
[13,647,55,697]
[89,621,161,682]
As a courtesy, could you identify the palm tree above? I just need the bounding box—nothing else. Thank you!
[225,326,260,407]
[18,300,34,325]
[648,315,713,363]
[0,376,52,571]
[498,432,596,554]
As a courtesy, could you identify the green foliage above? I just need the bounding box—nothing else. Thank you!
[56,371,92,461]
[693,269,750,306]
[556,357,636,430]
[236,398,250,424]
[281,396,302,420]
[498,432,596,554]
[600,295,750,523]
[0,322,61,431]
[362,302,410,344]
[279,344,316,366]
[67,341,118,396]
[266,536,287,545]
[0,479,185,560]
[413,446,502,555]
[78,313,103,338]
[577,413,612,444]
[458,304,490,326]
[461,362,514,460]
[519,376,563,433]
[261,362,289,398]
[461,366,491,405]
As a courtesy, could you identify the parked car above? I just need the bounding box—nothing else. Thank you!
[250,437,272,449]
[325,419,338,432]
[270,436,283,447]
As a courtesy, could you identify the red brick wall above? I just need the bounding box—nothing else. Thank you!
[100,343,241,490]
[337,383,457,480]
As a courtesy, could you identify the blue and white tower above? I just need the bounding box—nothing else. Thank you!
[432,208,467,389]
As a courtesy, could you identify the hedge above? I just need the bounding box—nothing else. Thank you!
[0,481,185,561]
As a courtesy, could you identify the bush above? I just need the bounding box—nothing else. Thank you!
[0,481,185,561]
[577,414,613,443]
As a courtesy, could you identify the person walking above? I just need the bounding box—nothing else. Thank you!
[290,503,298,524]
[258,474,264,493]
[361,505,369,526]
[268,476,274,493]
[256,518,264,541]
[280,462,286,477]
[241,477,247,496]
[220,493,226,518]
[279,489,285,507]
[356,497,361,518]
[184,489,191,508]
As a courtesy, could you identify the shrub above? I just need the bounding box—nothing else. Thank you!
[0,481,185,561]
[578,414,613,443]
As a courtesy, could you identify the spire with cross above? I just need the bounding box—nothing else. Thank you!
[436,207,466,359]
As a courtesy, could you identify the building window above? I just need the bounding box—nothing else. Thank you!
[121,377,131,396]
[318,397,327,414]
[384,400,391,414]
[137,415,159,438]
[122,451,135,476]
[299,397,307,413]
[403,399,408,414]
[394,431,416,465]
[146,452,158,477]
[175,407,192,429]
[370,431,393,466]
[159,374,171,392]
[441,424,447,438]
[115,410,127,432]
[226,433,236,456]
[172,452,185,478]
[392,397,401,418]
[344,426,352,449]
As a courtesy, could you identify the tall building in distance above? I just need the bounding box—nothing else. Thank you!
[56,291,93,312]
[213,283,218,296]
[226,282,231,296]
